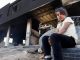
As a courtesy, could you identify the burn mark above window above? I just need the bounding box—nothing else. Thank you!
[0,14,3,18]
[7,0,21,16]
[12,5,18,12]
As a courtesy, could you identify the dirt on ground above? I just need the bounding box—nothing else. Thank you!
[0,45,44,60]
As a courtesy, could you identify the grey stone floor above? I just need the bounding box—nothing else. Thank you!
[0,45,41,60]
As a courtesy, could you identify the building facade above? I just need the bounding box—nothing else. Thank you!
[0,0,80,46]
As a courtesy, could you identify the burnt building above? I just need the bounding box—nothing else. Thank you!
[0,0,80,46]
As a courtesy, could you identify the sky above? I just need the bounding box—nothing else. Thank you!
[0,0,16,9]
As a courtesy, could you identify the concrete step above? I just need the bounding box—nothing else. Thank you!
[51,45,80,60]
[62,48,80,60]
[63,48,80,52]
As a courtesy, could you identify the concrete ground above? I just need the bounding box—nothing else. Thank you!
[0,45,42,60]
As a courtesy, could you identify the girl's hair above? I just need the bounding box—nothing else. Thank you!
[55,7,68,16]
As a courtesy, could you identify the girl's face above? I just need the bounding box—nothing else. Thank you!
[55,12,65,22]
